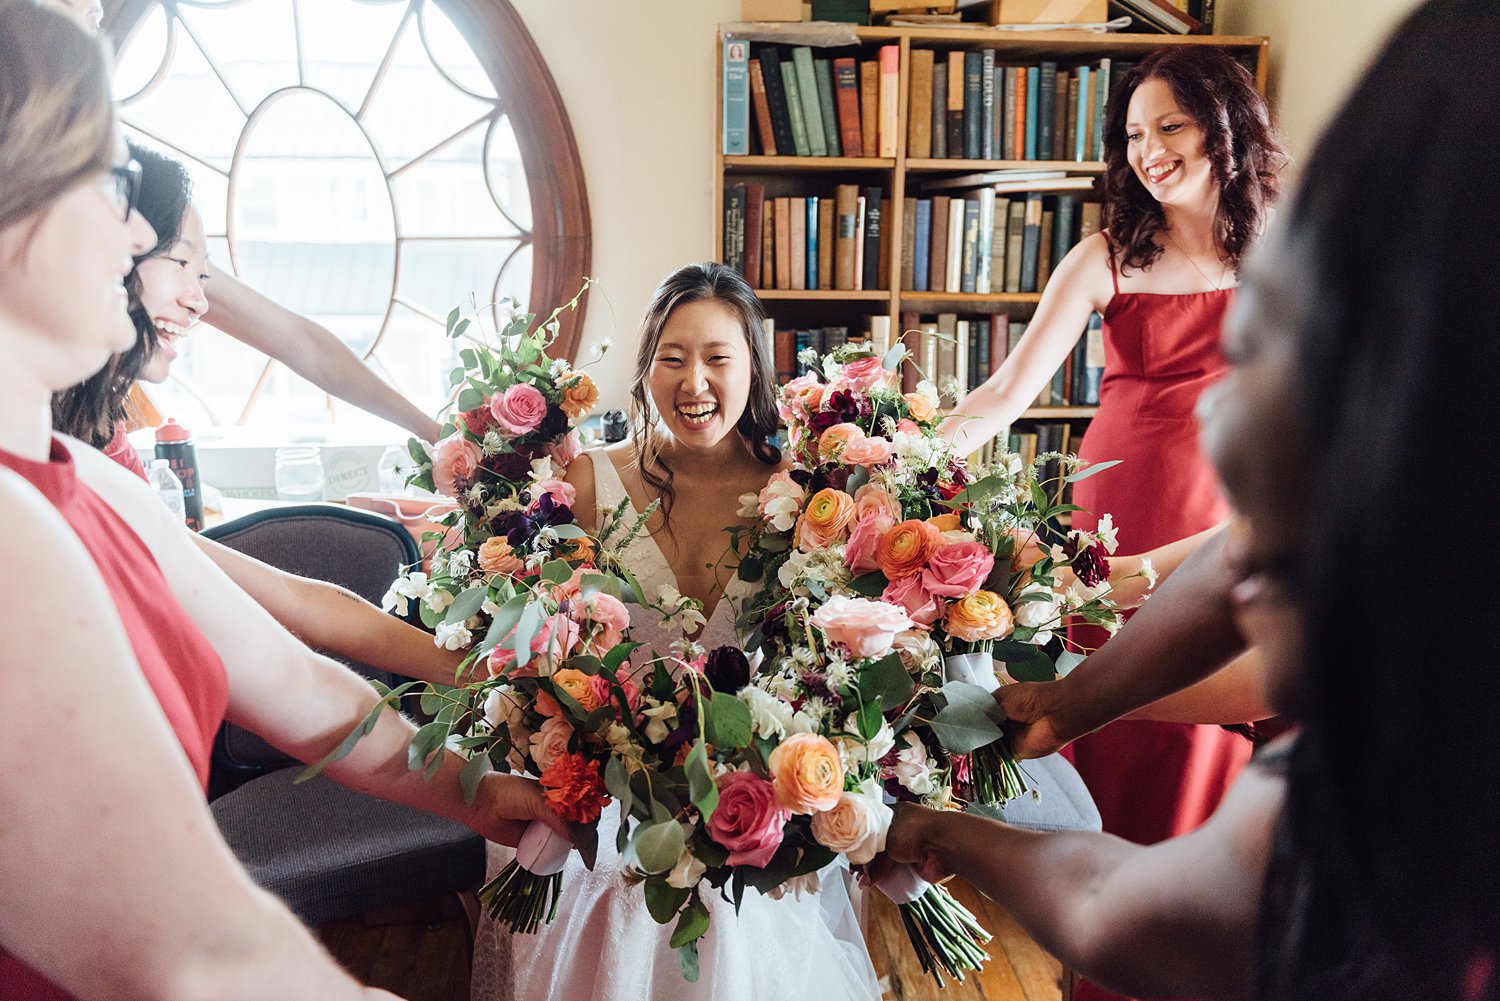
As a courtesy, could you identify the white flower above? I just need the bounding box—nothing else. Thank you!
[739,685,794,740]
[449,549,474,578]
[534,526,560,549]
[528,457,556,483]
[593,336,613,358]
[890,428,938,468]
[467,483,486,504]
[381,570,432,616]
[922,783,954,811]
[787,710,818,735]
[1095,513,1119,554]
[444,732,469,756]
[1014,582,1064,646]
[670,638,705,664]
[666,845,707,890]
[549,358,569,378]
[892,732,936,795]
[481,595,503,618]
[606,723,644,770]
[433,620,473,650]
[424,587,454,614]
[640,701,678,744]
[766,871,822,900]
[834,716,895,768]
[484,685,525,734]
[758,478,804,533]
[737,491,760,519]
[1139,557,1159,590]
[481,430,505,456]
[778,549,813,589]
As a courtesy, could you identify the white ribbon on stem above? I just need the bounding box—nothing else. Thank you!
[875,862,931,905]
[943,652,1001,693]
[516,819,571,876]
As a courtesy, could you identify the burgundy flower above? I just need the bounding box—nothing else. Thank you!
[1072,541,1110,589]
[704,646,751,694]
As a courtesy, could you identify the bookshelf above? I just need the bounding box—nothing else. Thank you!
[715,24,1268,428]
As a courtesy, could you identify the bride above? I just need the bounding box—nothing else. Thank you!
[471,262,880,1000]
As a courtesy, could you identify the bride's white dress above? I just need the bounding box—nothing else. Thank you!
[471,450,881,1001]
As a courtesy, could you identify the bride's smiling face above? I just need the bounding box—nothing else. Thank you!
[648,299,753,450]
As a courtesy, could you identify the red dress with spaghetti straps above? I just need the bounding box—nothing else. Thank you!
[1066,255,1253,1001]
[0,440,228,1001]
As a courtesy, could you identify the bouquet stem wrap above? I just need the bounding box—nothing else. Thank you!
[943,654,1029,805]
[479,820,571,934]
[876,862,992,986]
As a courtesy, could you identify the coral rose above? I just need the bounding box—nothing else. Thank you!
[560,371,599,419]
[946,590,1016,642]
[529,714,573,771]
[903,392,938,423]
[809,595,913,660]
[778,373,825,420]
[817,422,864,462]
[539,753,608,824]
[431,433,482,496]
[796,487,855,552]
[876,518,942,579]
[489,383,549,436]
[768,732,845,814]
[921,540,995,598]
[841,434,893,468]
[478,536,525,576]
[809,780,892,864]
[843,510,893,575]
[881,573,945,628]
[707,771,790,868]
[547,429,582,467]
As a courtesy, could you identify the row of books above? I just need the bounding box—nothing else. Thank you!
[723,41,899,158]
[898,310,1104,408]
[906,52,1134,163]
[901,192,1102,295]
[768,319,892,383]
[725,184,889,293]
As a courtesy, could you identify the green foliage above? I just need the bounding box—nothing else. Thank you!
[857,652,915,711]
[930,680,1007,754]
[630,820,685,875]
[704,692,753,750]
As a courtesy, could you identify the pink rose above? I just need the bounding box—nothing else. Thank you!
[841,434,893,469]
[587,673,641,715]
[921,541,996,598]
[896,418,920,435]
[487,613,580,679]
[844,510,894,575]
[852,483,901,523]
[547,429,582,467]
[707,771,790,868]
[809,595,914,660]
[572,592,631,654]
[430,433,482,496]
[882,574,944,628]
[833,356,889,393]
[529,715,573,771]
[529,477,577,511]
[489,383,549,435]
[778,373,825,421]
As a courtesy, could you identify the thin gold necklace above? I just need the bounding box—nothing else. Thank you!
[1163,228,1231,291]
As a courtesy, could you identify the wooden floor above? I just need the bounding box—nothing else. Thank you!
[319,879,1065,1001]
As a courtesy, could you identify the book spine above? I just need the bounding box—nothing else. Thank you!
[818,196,835,290]
[974,319,989,389]
[744,184,765,289]
[790,196,807,290]
[804,196,819,290]
[775,328,796,382]
[780,61,811,157]
[955,319,970,394]
[792,48,828,156]
[946,51,964,160]
[877,45,900,158]
[899,311,920,392]
[960,197,980,294]
[1070,333,1087,406]
[868,315,891,355]
[723,185,746,275]
[761,198,775,288]
[906,50,934,159]
[1079,200,1102,243]
[931,59,948,159]
[852,195,865,290]
[833,57,863,160]
[988,311,1009,374]
[1053,68,1070,163]
[1011,67,1027,163]
[913,199,932,293]
[860,60,880,157]
[722,39,750,156]
[1037,61,1057,161]
[861,185,883,291]
[773,196,791,290]
[758,48,796,157]
[945,196,964,294]
[814,58,842,156]
[1065,72,1079,163]
[1074,66,1090,161]
[1051,193,1075,273]
[1092,58,1111,162]
[980,49,996,160]
[990,196,1010,293]
[834,184,859,290]
[1082,311,1105,404]
[1001,67,1015,160]
[1024,65,1039,160]
[992,65,1006,162]
[878,196,891,289]
[1037,205,1055,288]
[963,51,983,160]
[975,188,995,295]
[901,197,917,290]
[747,59,777,156]
[1019,193,1042,293]
[929,196,949,294]
[1004,199,1025,293]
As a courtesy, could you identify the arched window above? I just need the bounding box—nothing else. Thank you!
[105,0,590,429]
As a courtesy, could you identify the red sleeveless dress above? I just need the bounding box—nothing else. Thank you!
[0,440,228,1001]
[1066,263,1253,1001]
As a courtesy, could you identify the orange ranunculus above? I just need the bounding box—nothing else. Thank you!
[903,392,937,423]
[539,752,609,824]
[925,513,962,533]
[817,422,863,462]
[945,590,1016,642]
[563,535,596,564]
[478,536,525,576]
[796,487,856,551]
[768,732,845,814]
[549,667,603,711]
[561,371,600,419]
[876,518,942,579]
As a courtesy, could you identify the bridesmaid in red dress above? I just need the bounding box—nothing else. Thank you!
[942,47,1287,1001]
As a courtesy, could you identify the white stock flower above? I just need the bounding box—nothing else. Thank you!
[1139,557,1159,589]
[640,701,678,744]
[381,570,432,615]
[433,620,473,651]
[835,717,895,768]
[778,549,813,589]
[739,685,794,740]
[666,846,707,890]
[1095,513,1119,554]
[424,587,454,614]
[759,478,804,533]
[1014,582,1064,647]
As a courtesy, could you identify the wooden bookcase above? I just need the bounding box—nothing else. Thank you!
[714,25,1268,428]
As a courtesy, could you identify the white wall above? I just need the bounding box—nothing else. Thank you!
[513,0,1422,407]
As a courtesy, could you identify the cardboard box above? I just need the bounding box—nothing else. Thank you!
[871,0,956,10]
[741,0,803,20]
[988,0,1107,23]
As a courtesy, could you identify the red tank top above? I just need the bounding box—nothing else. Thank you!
[0,439,228,1000]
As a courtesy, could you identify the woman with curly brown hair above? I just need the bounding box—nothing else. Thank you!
[941,47,1288,1001]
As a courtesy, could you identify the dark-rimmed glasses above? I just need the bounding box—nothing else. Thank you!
[102,159,142,222]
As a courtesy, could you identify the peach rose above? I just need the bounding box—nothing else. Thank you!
[529,477,577,510]
[834,356,889,393]
[796,487,855,552]
[478,536,525,576]
[922,540,995,598]
[809,782,892,864]
[560,371,599,419]
[768,732,845,814]
[881,572,945,627]
[896,418,920,435]
[817,423,864,462]
[489,383,549,436]
[852,483,901,523]
[843,510,894,575]
[528,714,573,771]
[945,590,1016,642]
[573,592,630,653]
[841,434,893,468]
[431,433,482,496]
[876,518,942,580]
[707,771,790,868]
[547,429,582,467]
[903,393,937,423]
[779,373,825,420]
[809,595,913,660]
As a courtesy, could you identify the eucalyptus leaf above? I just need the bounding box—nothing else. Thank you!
[604,756,634,816]
[453,317,471,340]
[704,692,753,750]
[458,748,491,803]
[1055,651,1087,677]
[539,559,573,584]
[645,879,690,925]
[298,682,416,781]
[407,438,429,468]
[631,820,685,874]
[456,387,483,411]
[930,680,1006,754]
[603,642,643,673]
[1000,643,1056,683]
[407,720,448,772]
[678,942,700,983]
[882,344,906,372]
[857,652,914,710]
[511,601,542,668]
[686,743,718,822]
[476,592,528,656]
[736,555,764,583]
[1065,458,1123,483]
[445,305,461,334]
[443,586,487,625]
[669,897,710,949]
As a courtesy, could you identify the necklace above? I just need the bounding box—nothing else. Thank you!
[1163,228,1231,291]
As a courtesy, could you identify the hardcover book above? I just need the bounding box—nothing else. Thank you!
[791,48,829,156]
[861,185,883,291]
[877,45,900,157]
[722,39,750,156]
[833,57,864,159]
[757,47,796,157]
[748,59,777,156]
[814,58,843,156]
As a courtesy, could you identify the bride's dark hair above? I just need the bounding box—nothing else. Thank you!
[628,262,781,523]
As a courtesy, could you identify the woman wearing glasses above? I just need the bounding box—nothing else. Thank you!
[0,6,562,998]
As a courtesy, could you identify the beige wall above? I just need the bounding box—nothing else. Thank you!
[513,0,1421,407]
